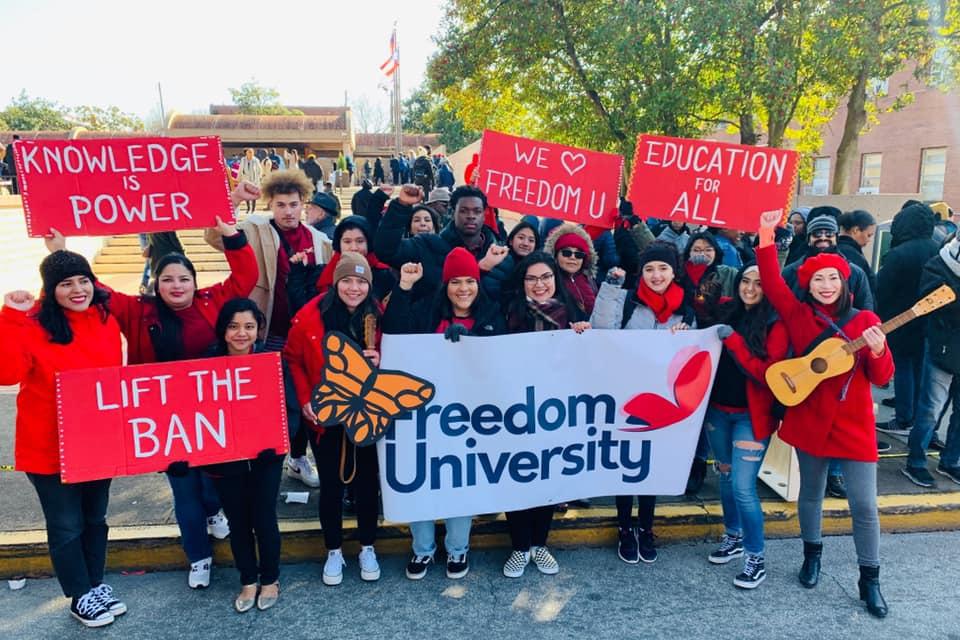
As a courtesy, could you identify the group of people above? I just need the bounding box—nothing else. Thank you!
[5,163,960,628]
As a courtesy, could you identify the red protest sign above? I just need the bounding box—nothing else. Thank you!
[477,130,623,228]
[12,136,235,237]
[56,353,288,483]
[628,135,799,230]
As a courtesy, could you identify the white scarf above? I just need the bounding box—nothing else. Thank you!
[940,238,960,279]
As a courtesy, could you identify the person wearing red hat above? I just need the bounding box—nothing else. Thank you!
[757,211,893,618]
[382,248,505,581]
[543,223,599,315]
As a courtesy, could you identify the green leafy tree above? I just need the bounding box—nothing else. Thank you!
[403,86,479,152]
[0,90,72,130]
[71,105,144,131]
[228,79,303,115]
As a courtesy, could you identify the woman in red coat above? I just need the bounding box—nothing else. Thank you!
[757,211,893,618]
[0,251,124,628]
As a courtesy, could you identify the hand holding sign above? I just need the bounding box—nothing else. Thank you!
[211,216,239,238]
[43,227,66,253]
[4,290,35,311]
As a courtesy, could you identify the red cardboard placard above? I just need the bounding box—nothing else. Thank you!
[12,136,235,237]
[56,353,288,483]
[477,130,623,228]
[628,135,799,230]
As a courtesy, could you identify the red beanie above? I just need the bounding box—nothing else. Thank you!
[555,232,590,255]
[443,247,480,283]
[797,253,851,290]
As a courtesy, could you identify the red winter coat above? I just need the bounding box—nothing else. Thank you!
[0,304,123,474]
[757,245,893,461]
[108,233,258,364]
[722,321,790,441]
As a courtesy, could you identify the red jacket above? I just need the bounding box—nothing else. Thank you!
[757,245,894,461]
[109,233,258,364]
[0,304,123,474]
[562,271,598,316]
[722,321,790,441]
[283,296,383,409]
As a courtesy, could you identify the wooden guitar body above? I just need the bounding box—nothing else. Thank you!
[765,337,855,407]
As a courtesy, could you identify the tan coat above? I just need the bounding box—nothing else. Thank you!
[205,215,332,327]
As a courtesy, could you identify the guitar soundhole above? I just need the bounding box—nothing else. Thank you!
[811,358,828,374]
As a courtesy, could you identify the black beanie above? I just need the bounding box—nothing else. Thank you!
[637,241,680,274]
[333,215,371,252]
[39,250,95,295]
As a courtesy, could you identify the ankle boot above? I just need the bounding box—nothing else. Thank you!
[798,541,822,588]
[858,565,888,618]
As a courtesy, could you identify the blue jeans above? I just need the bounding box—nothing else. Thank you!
[409,516,473,557]
[892,348,926,425]
[167,469,221,562]
[704,406,769,555]
[908,354,960,469]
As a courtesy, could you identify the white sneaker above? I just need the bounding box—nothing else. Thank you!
[323,549,346,586]
[188,557,212,589]
[206,510,230,539]
[358,545,381,581]
[286,456,320,488]
[503,550,530,578]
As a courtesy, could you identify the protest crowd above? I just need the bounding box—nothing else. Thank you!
[4,137,960,629]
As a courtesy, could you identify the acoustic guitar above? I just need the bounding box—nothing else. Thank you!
[766,285,956,407]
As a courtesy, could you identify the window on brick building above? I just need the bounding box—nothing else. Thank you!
[920,148,947,200]
[859,153,882,193]
[806,157,830,196]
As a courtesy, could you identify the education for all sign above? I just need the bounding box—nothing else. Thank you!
[12,136,235,237]
[628,134,799,230]
[56,353,288,483]
[477,130,623,228]
[377,329,722,522]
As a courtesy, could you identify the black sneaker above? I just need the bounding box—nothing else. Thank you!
[880,397,896,408]
[901,466,936,488]
[405,554,433,580]
[930,437,947,452]
[70,591,114,628]
[935,464,960,486]
[876,439,892,453]
[733,554,766,589]
[446,553,469,579]
[826,475,847,498]
[637,528,658,564]
[617,527,639,564]
[92,583,126,616]
[708,534,744,565]
[876,420,912,437]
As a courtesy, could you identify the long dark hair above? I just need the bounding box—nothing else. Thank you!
[319,280,381,345]
[147,253,197,362]
[430,274,491,325]
[37,283,111,345]
[504,251,582,326]
[213,297,265,355]
[715,265,776,359]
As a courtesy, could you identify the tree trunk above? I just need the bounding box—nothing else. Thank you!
[740,112,759,145]
[832,66,869,194]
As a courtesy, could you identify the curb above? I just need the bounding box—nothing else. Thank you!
[3,493,959,577]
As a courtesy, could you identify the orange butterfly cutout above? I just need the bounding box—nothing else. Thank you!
[310,332,436,446]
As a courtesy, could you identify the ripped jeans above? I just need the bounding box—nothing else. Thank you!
[704,406,769,556]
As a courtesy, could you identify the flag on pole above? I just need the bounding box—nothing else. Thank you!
[380,29,399,76]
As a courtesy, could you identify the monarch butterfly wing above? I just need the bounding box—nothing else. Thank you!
[311,382,355,427]
[322,332,374,397]
[367,371,436,412]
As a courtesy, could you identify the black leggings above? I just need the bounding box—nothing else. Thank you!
[309,428,380,548]
[505,506,554,551]
[616,495,657,531]
[211,456,284,586]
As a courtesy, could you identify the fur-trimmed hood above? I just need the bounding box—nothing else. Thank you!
[543,223,598,279]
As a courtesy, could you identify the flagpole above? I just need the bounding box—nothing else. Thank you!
[394,25,402,159]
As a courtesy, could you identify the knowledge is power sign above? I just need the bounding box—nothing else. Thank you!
[378,329,722,522]
[12,136,235,237]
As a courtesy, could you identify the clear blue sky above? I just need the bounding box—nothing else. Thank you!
[1,0,446,123]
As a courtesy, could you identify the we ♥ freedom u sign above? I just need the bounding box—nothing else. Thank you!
[56,353,289,483]
[628,135,799,230]
[13,136,235,237]
[478,130,623,228]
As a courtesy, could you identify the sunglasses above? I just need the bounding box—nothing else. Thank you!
[810,230,836,239]
[524,272,555,284]
[559,248,586,260]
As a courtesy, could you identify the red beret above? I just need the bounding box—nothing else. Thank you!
[797,253,851,290]
[555,232,590,255]
[442,247,480,283]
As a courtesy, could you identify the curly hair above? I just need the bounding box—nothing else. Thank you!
[261,169,314,201]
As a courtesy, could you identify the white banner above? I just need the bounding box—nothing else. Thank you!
[377,328,722,522]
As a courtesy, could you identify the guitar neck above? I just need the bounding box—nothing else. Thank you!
[841,309,916,353]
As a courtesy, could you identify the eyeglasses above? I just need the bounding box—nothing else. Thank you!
[559,248,586,260]
[524,272,555,284]
[810,230,836,239]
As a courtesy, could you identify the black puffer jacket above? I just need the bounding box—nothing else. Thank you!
[877,204,940,357]
[381,285,505,336]
[837,235,876,297]
[919,239,960,375]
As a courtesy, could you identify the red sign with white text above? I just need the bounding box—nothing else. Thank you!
[13,136,235,237]
[56,353,288,483]
[628,135,799,230]
[478,130,623,228]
